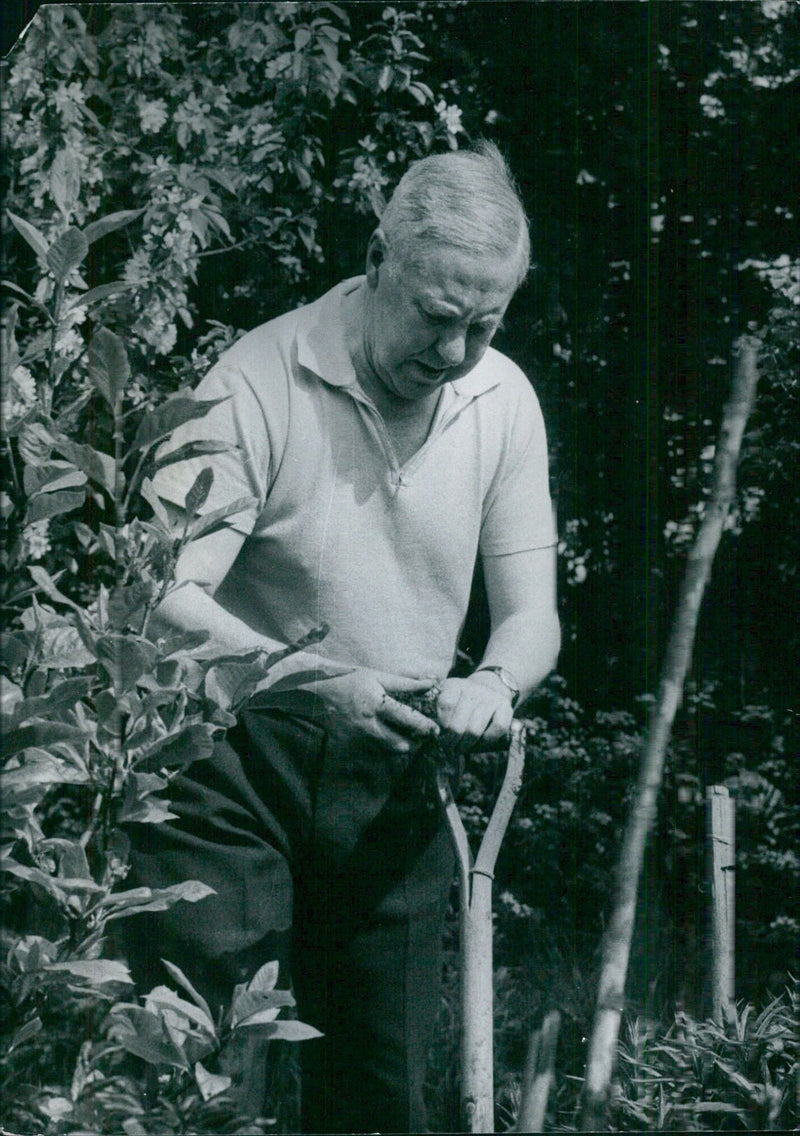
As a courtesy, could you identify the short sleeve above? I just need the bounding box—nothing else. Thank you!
[479,373,557,556]
[150,364,269,535]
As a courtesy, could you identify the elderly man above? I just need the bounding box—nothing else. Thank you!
[129,141,559,1133]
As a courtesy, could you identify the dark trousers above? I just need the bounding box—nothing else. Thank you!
[127,706,454,1133]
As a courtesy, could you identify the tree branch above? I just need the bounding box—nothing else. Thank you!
[580,336,761,1131]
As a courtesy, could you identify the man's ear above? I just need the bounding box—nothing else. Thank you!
[365,228,388,287]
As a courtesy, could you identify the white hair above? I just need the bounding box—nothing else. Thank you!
[379,141,531,288]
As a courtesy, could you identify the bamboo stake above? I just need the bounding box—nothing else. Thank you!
[580,337,761,1131]
[515,1010,561,1133]
[706,785,736,1024]
[438,719,527,1133]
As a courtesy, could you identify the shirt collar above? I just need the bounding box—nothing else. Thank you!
[296,277,361,389]
[296,275,500,399]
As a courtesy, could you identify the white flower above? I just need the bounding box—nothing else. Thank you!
[700,94,726,120]
[22,519,51,561]
[434,100,463,136]
[126,382,148,406]
[12,365,36,405]
[149,321,177,355]
[124,249,151,285]
[761,0,790,17]
[227,125,248,147]
[138,97,169,134]
[55,327,83,358]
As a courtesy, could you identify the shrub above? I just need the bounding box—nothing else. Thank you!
[0,204,328,1132]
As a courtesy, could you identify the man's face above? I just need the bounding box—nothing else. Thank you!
[361,234,520,402]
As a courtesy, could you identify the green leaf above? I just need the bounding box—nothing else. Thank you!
[23,460,87,497]
[50,150,81,216]
[18,421,55,465]
[116,779,176,826]
[0,632,30,671]
[83,209,145,245]
[44,837,92,879]
[8,1016,43,1053]
[88,327,130,407]
[28,564,85,615]
[159,629,212,657]
[26,488,86,523]
[111,1005,190,1069]
[1,676,23,715]
[153,439,232,471]
[238,1018,323,1042]
[22,329,54,365]
[132,396,228,452]
[0,719,88,760]
[38,624,95,669]
[184,467,214,517]
[194,1061,232,1102]
[46,227,89,280]
[64,281,136,314]
[248,959,280,994]
[232,990,294,1028]
[204,652,274,714]
[53,437,117,495]
[7,211,49,260]
[100,880,215,922]
[3,859,103,899]
[8,677,93,726]
[107,581,155,631]
[136,722,217,771]
[146,985,215,1037]
[161,959,214,1027]
[187,496,257,541]
[2,749,90,795]
[96,635,158,695]
[139,477,174,531]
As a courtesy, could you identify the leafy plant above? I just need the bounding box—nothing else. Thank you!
[612,982,799,1131]
[0,203,325,1132]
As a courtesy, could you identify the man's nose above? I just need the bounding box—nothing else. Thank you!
[435,326,467,367]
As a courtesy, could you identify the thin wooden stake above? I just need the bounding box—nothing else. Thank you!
[706,785,735,1024]
[579,337,761,1131]
[516,1010,561,1133]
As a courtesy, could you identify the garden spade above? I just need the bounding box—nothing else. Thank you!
[436,719,527,1133]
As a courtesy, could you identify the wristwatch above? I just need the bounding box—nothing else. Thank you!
[475,665,520,708]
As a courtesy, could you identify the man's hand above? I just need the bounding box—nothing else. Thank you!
[436,673,514,752]
[315,669,441,752]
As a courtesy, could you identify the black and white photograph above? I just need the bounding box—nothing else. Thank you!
[2,2,798,1132]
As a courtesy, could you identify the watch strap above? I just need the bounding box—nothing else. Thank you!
[475,665,520,707]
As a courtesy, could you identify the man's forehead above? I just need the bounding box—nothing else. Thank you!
[400,248,518,313]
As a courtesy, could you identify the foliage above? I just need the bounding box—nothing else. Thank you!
[446,1,800,715]
[3,3,799,1131]
[0,201,329,1131]
[1,6,473,1128]
[610,983,799,1132]
[488,982,799,1132]
[2,2,464,376]
[419,675,798,1129]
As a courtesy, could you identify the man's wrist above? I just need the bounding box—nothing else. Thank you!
[472,664,520,707]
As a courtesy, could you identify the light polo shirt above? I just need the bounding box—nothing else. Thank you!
[152,277,556,680]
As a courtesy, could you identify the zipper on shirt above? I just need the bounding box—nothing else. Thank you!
[346,385,476,490]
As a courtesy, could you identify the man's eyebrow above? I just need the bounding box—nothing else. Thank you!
[415,299,505,327]
[416,298,458,318]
